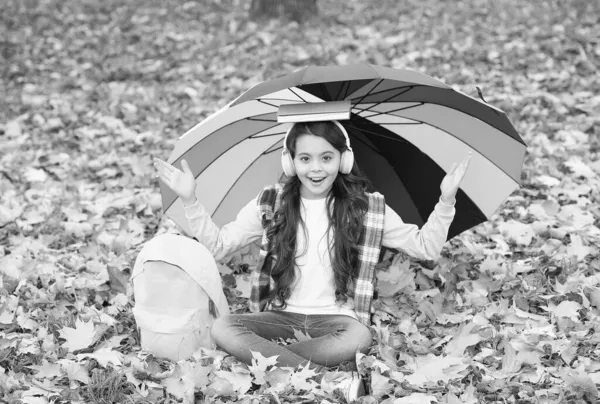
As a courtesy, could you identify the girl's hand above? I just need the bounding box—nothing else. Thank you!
[440,153,471,205]
[154,158,197,206]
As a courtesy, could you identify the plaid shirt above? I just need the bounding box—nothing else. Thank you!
[248,184,385,326]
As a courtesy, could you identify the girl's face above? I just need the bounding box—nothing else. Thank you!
[293,134,341,199]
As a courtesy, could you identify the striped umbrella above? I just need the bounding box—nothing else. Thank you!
[161,64,526,239]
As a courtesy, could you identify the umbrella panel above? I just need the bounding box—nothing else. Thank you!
[348,116,487,239]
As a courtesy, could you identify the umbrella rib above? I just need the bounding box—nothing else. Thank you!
[352,84,417,100]
[353,102,424,118]
[247,117,277,122]
[257,99,289,108]
[250,130,287,139]
[211,141,284,218]
[345,123,411,144]
[437,104,527,146]
[358,116,522,183]
[335,81,349,101]
[263,145,283,155]
[348,131,393,153]
[340,81,349,100]
[356,86,524,146]
[319,82,332,101]
[289,87,308,103]
[359,86,415,113]
[352,78,385,106]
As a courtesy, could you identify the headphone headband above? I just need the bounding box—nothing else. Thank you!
[282,120,352,154]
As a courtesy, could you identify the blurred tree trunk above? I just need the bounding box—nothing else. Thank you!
[250,0,318,22]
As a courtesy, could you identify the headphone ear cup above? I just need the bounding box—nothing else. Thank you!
[281,151,296,177]
[339,150,354,174]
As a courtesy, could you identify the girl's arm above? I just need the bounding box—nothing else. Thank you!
[184,196,264,262]
[382,198,455,261]
[153,157,263,261]
[383,153,471,260]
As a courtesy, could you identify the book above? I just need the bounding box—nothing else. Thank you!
[277,100,351,123]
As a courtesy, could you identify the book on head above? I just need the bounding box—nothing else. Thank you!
[277,101,351,123]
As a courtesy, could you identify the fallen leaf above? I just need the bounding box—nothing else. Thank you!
[543,301,581,322]
[394,393,439,403]
[498,220,535,246]
[404,355,468,385]
[444,321,483,356]
[213,370,252,395]
[293,327,312,342]
[370,368,394,398]
[28,360,62,380]
[289,363,318,392]
[60,318,96,352]
[77,347,123,368]
[58,360,90,384]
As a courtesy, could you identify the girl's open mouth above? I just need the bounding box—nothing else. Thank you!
[310,177,325,184]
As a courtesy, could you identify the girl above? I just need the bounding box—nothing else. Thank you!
[153,120,470,397]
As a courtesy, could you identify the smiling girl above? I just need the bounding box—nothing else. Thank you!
[153,120,470,399]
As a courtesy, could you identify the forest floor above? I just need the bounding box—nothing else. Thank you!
[1,0,600,403]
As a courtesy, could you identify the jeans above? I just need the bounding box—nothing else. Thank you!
[210,310,373,371]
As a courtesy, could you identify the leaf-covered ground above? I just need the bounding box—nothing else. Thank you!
[1,0,600,402]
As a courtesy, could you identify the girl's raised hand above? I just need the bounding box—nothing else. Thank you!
[440,153,472,205]
[154,158,197,206]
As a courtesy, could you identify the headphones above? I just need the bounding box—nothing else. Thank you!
[280,120,354,177]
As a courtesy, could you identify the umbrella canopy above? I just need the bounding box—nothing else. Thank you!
[161,63,526,239]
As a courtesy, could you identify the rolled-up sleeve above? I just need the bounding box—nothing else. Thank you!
[382,198,456,261]
[183,197,264,262]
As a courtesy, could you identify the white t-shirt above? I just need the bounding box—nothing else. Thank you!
[184,190,455,319]
[281,197,355,318]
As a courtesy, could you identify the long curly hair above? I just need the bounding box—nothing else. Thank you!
[266,121,372,309]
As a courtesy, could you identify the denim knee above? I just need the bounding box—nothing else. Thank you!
[210,314,234,348]
[348,322,373,353]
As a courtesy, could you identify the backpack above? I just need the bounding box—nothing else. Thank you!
[131,233,230,361]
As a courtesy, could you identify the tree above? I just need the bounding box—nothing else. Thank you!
[250,0,318,22]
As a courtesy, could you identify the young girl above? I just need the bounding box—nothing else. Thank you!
[153,120,470,396]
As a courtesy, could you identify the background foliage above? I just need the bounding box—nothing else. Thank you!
[1,0,600,403]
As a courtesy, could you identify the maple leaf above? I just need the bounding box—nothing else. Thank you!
[59,318,96,352]
[161,369,195,403]
[77,347,124,368]
[58,359,90,384]
[28,359,62,380]
[0,295,18,324]
[264,366,292,393]
[564,157,596,179]
[497,220,535,246]
[543,300,582,322]
[559,367,599,398]
[20,379,61,403]
[565,234,596,261]
[192,364,211,389]
[251,351,279,370]
[404,355,468,385]
[249,351,279,385]
[293,328,312,342]
[588,287,600,309]
[394,393,438,403]
[213,369,252,395]
[204,374,236,397]
[106,265,130,294]
[444,322,484,356]
[442,385,477,404]
[369,368,394,398]
[376,256,415,297]
[289,363,318,392]
[233,274,252,299]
